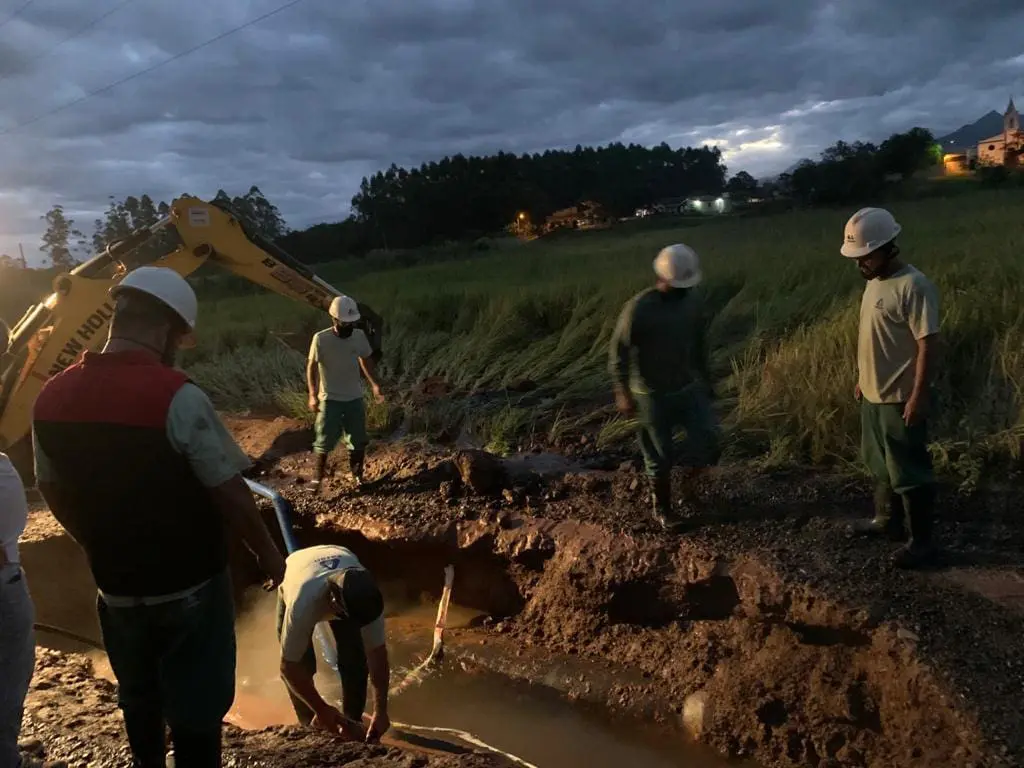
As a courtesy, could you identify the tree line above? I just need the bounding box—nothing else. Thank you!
[772,127,941,205]
[36,186,289,270]
[28,127,945,272]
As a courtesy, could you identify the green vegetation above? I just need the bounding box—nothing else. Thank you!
[187,188,1024,487]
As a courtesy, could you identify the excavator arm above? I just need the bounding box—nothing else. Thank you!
[0,195,364,458]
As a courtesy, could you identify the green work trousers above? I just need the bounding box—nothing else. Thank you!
[313,398,368,456]
[860,400,934,494]
[636,384,721,478]
[97,570,236,768]
[275,595,369,724]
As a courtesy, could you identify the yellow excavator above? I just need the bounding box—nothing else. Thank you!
[0,195,366,480]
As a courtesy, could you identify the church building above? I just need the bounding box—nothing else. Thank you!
[978,98,1024,166]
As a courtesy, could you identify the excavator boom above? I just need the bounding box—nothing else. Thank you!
[0,196,344,456]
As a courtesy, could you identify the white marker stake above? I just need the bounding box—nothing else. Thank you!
[429,564,455,662]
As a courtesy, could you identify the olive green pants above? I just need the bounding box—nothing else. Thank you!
[636,384,721,478]
[313,398,368,455]
[860,400,934,494]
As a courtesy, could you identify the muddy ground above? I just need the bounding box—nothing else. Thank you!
[19,413,1024,768]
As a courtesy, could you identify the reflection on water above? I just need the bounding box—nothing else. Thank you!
[230,586,740,768]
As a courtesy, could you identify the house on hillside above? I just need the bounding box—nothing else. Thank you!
[977,98,1024,166]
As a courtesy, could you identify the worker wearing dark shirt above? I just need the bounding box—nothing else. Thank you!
[609,244,721,530]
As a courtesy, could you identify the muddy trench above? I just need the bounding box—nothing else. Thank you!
[17,437,1014,768]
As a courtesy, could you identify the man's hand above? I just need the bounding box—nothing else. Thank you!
[312,705,365,741]
[371,383,385,405]
[903,391,928,426]
[366,711,390,743]
[854,382,862,402]
[258,551,287,589]
[308,395,319,413]
[614,387,636,418]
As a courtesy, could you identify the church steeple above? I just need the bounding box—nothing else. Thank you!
[1006,97,1020,134]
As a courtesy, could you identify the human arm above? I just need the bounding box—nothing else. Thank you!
[903,281,941,426]
[361,619,391,742]
[167,385,285,585]
[307,336,320,413]
[356,332,384,403]
[608,301,636,416]
[280,658,364,739]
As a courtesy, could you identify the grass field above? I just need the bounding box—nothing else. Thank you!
[185,188,1024,487]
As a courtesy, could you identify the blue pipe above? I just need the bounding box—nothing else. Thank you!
[245,478,300,554]
[245,478,338,669]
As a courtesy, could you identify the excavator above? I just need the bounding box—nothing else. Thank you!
[0,195,371,481]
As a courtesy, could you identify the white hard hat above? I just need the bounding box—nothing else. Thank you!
[653,243,702,288]
[840,207,902,258]
[329,295,361,323]
[110,266,198,330]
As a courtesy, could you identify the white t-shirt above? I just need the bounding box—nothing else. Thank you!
[308,328,372,403]
[0,452,29,563]
[278,544,386,663]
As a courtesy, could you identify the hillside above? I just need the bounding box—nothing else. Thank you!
[937,110,1004,150]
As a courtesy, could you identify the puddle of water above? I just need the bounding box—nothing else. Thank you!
[231,586,739,768]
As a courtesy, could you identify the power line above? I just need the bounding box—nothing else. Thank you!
[0,0,136,86]
[0,0,35,33]
[0,0,312,137]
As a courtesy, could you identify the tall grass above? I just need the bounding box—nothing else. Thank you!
[186,189,1024,484]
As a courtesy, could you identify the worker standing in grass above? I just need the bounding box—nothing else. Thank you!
[307,295,385,489]
[277,543,391,743]
[842,207,940,569]
[0,441,35,768]
[31,266,287,768]
[609,244,721,530]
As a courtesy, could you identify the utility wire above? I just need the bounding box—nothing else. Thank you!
[0,0,35,33]
[0,0,312,137]
[0,0,136,86]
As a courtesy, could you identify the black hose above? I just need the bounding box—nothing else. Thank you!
[33,622,105,651]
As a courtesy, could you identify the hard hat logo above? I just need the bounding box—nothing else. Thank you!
[329,295,361,323]
[840,207,901,259]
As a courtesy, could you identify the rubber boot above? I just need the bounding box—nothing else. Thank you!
[310,452,328,487]
[893,485,937,569]
[850,484,907,541]
[649,473,680,531]
[168,727,221,768]
[348,448,366,488]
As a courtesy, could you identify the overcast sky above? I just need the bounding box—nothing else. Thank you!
[0,0,1021,265]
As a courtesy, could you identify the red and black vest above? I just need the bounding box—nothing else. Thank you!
[32,350,227,597]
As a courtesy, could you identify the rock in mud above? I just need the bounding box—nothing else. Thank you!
[454,449,508,496]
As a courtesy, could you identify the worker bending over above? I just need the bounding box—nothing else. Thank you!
[0,438,35,768]
[842,207,940,568]
[609,244,721,530]
[277,544,391,743]
[307,296,385,488]
[32,267,286,768]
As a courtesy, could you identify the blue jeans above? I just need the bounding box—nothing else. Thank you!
[97,570,236,768]
[0,564,35,768]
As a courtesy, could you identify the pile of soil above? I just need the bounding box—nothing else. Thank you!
[234,416,1024,768]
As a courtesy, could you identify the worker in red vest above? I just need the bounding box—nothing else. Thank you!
[32,266,286,768]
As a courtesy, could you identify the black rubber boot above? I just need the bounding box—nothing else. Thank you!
[893,485,937,569]
[649,473,681,530]
[310,452,328,487]
[348,448,366,488]
[167,727,221,768]
[850,484,907,541]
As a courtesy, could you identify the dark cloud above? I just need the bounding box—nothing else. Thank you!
[0,0,1018,263]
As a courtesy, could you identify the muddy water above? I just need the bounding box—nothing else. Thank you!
[231,586,741,768]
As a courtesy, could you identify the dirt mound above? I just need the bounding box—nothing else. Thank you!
[248,434,1024,768]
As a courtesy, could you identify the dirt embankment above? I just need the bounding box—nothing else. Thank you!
[233,415,1024,768]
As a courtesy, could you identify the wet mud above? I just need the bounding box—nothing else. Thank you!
[17,414,1024,767]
